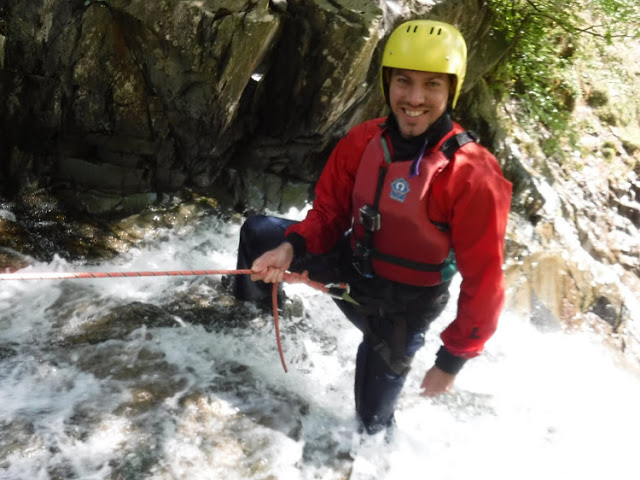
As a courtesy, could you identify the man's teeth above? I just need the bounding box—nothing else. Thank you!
[404,110,425,117]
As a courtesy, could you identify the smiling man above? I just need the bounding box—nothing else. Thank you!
[232,20,513,436]
[388,69,452,138]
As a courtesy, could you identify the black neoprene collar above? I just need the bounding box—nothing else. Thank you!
[384,110,453,161]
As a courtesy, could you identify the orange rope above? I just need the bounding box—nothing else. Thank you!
[0,269,253,281]
[272,282,287,373]
[0,267,346,373]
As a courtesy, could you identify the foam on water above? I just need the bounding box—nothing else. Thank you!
[1,212,639,480]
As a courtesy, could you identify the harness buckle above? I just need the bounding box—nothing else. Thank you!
[359,205,381,232]
[325,283,360,305]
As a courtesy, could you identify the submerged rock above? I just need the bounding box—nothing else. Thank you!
[62,301,179,345]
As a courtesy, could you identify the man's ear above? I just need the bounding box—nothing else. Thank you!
[384,67,393,84]
[449,74,457,105]
[382,67,393,106]
[449,74,457,96]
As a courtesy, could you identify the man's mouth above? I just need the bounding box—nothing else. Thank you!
[402,109,426,118]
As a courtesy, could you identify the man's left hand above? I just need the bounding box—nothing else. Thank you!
[250,242,294,283]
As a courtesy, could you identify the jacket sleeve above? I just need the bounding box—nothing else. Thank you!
[434,146,513,361]
[285,120,380,254]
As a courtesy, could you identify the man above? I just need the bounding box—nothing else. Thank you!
[233,19,512,434]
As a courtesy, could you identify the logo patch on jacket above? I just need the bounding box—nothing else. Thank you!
[390,178,410,202]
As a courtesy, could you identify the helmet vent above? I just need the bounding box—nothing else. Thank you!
[406,25,421,33]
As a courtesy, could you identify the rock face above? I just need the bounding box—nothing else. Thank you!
[0,0,537,214]
[500,32,640,364]
[1,1,639,362]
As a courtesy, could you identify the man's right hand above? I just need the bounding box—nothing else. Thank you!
[250,242,294,283]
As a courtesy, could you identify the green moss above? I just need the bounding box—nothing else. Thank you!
[601,147,617,160]
[486,0,640,159]
[587,89,609,108]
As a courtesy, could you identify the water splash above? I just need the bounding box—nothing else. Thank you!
[1,213,639,480]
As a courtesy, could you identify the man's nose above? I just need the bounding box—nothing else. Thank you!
[406,85,425,105]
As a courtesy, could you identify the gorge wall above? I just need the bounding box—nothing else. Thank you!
[0,0,538,214]
[0,0,639,365]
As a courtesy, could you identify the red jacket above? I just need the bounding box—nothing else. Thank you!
[286,118,512,359]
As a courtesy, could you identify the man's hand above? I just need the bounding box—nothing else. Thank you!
[250,242,294,283]
[420,365,456,397]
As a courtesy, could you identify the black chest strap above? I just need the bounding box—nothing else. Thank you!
[440,131,479,160]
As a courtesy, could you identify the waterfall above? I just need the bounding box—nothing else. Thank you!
[1,210,639,480]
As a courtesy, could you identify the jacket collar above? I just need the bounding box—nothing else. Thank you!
[382,110,453,162]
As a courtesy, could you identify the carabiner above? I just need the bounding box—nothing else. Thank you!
[325,283,359,305]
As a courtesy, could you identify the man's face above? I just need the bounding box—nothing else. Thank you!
[388,69,452,139]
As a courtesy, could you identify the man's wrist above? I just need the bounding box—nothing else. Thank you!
[279,241,294,255]
[284,233,306,257]
[434,346,468,375]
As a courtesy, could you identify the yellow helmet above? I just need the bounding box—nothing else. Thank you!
[381,20,467,108]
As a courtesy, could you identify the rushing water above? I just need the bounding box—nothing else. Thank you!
[1,210,639,480]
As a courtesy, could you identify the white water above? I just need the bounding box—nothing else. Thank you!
[1,212,639,480]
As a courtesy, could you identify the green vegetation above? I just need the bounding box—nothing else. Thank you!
[486,0,640,156]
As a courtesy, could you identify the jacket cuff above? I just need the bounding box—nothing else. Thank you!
[435,346,468,375]
[285,232,307,258]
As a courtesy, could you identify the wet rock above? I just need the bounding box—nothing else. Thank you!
[163,286,255,329]
[0,246,31,272]
[203,360,308,440]
[591,296,620,329]
[0,0,517,215]
[47,461,76,480]
[500,141,546,219]
[63,301,179,345]
[108,446,157,480]
[0,33,5,68]
[0,342,19,360]
[530,291,562,332]
[0,419,37,468]
[0,189,228,264]
[284,295,305,318]
[0,189,135,262]
[75,341,188,413]
[170,393,258,477]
